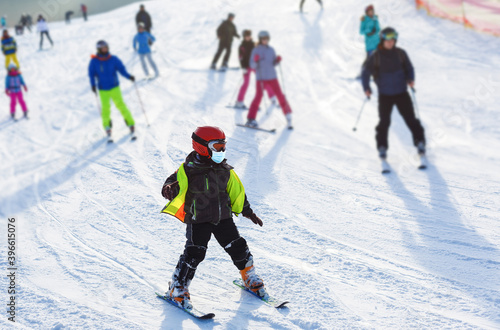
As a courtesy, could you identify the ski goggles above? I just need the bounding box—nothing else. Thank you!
[208,139,226,152]
[382,31,398,41]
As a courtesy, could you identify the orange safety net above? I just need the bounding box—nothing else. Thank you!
[416,0,500,36]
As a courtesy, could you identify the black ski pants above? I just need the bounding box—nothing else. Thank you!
[212,40,232,66]
[181,218,252,271]
[39,31,53,49]
[376,91,425,150]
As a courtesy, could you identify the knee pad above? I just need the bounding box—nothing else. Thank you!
[184,245,207,268]
[224,237,252,269]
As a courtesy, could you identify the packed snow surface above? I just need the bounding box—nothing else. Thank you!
[1,0,499,329]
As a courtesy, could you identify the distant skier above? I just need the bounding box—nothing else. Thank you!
[234,29,276,109]
[1,16,6,29]
[300,0,323,12]
[160,125,267,309]
[5,63,28,119]
[133,22,159,78]
[65,11,74,24]
[360,5,380,60]
[81,4,88,21]
[211,13,240,70]
[246,31,293,129]
[361,27,426,159]
[2,30,20,69]
[37,15,53,50]
[20,14,31,32]
[136,4,152,33]
[26,14,33,30]
[88,40,136,141]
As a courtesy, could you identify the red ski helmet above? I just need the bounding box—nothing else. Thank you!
[192,126,226,157]
[365,5,374,14]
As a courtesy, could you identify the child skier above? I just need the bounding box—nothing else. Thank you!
[5,63,28,119]
[360,5,380,59]
[160,126,267,309]
[88,40,136,141]
[246,31,293,129]
[234,29,276,109]
[2,30,20,69]
[37,15,53,50]
[133,22,159,78]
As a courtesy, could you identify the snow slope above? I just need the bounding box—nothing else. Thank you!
[1,0,500,328]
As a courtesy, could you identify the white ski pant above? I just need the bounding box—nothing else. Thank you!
[139,53,159,76]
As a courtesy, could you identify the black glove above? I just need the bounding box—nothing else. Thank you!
[130,75,135,82]
[162,181,179,200]
[91,85,97,94]
[244,213,263,227]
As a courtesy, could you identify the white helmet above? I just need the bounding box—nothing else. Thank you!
[258,30,270,39]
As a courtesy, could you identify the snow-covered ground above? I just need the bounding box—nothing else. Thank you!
[1,0,500,328]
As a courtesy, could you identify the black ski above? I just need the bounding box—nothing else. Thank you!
[155,292,215,319]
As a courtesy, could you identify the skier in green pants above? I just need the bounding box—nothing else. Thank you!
[88,40,136,141]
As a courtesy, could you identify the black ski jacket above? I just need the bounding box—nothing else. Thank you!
[163,152,253,225]
[239,40,255,69]
[216,20,239,44]
[136,11,152,30]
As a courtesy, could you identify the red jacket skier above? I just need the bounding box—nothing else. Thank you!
[161,126,267,309]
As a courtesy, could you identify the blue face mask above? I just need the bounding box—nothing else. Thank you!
[211,150,226,164]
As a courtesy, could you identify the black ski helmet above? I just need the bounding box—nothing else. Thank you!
[380,27,398,41]
[243,29,252,37]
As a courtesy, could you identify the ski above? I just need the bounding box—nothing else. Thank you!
[236,124,276,133]
[233,279,289,308]
[381,158,391,174]
[226,105,247,110]
[155,292,215,319]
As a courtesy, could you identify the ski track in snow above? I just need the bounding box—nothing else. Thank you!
[1,0,500,329]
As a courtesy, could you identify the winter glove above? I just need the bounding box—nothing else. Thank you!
[253,54,260,62]
[23,85,28,92]
[130,75,135,82]
[91,85,97,94]
[274,55,282,65]
[244,213,263,227]
[162,181,179,200]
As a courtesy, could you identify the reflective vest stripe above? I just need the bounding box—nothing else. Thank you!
[227,169,245,215]
[161,163,188,222]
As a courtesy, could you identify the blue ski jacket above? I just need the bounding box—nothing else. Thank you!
[133,32,155,54]
[88,54,132,91]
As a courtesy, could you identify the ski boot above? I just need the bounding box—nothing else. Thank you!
[210,63,216,70]
[286,113,293,129]
[106,129,113,143]
[167,255,197,309]
[10,112,15,120]
[417,141,426,156]
[240,261,268,299]
[167,281,192,310]
[220,62,228,71]
[245,119,258,128]
[129,125,137,141]
[234,101,246,109]
[378,146,387,160]
[23,111,28,119]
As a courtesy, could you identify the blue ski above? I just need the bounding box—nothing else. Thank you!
[233,279,289,308]
[155,292,215,319]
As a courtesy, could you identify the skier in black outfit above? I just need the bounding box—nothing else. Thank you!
[211,13,240,70]
[160,126,267,310]
[361,27,426,159]
[135,4,152,32]
[300,0,323,12]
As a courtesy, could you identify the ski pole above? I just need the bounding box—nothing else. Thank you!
[410,87,421,119]
[228,74,243,106]
[94,93,101,115]
[352,97,370,132]
[134,82,150,127]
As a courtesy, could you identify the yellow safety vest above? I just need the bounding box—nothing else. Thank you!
[161,163,246,222]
